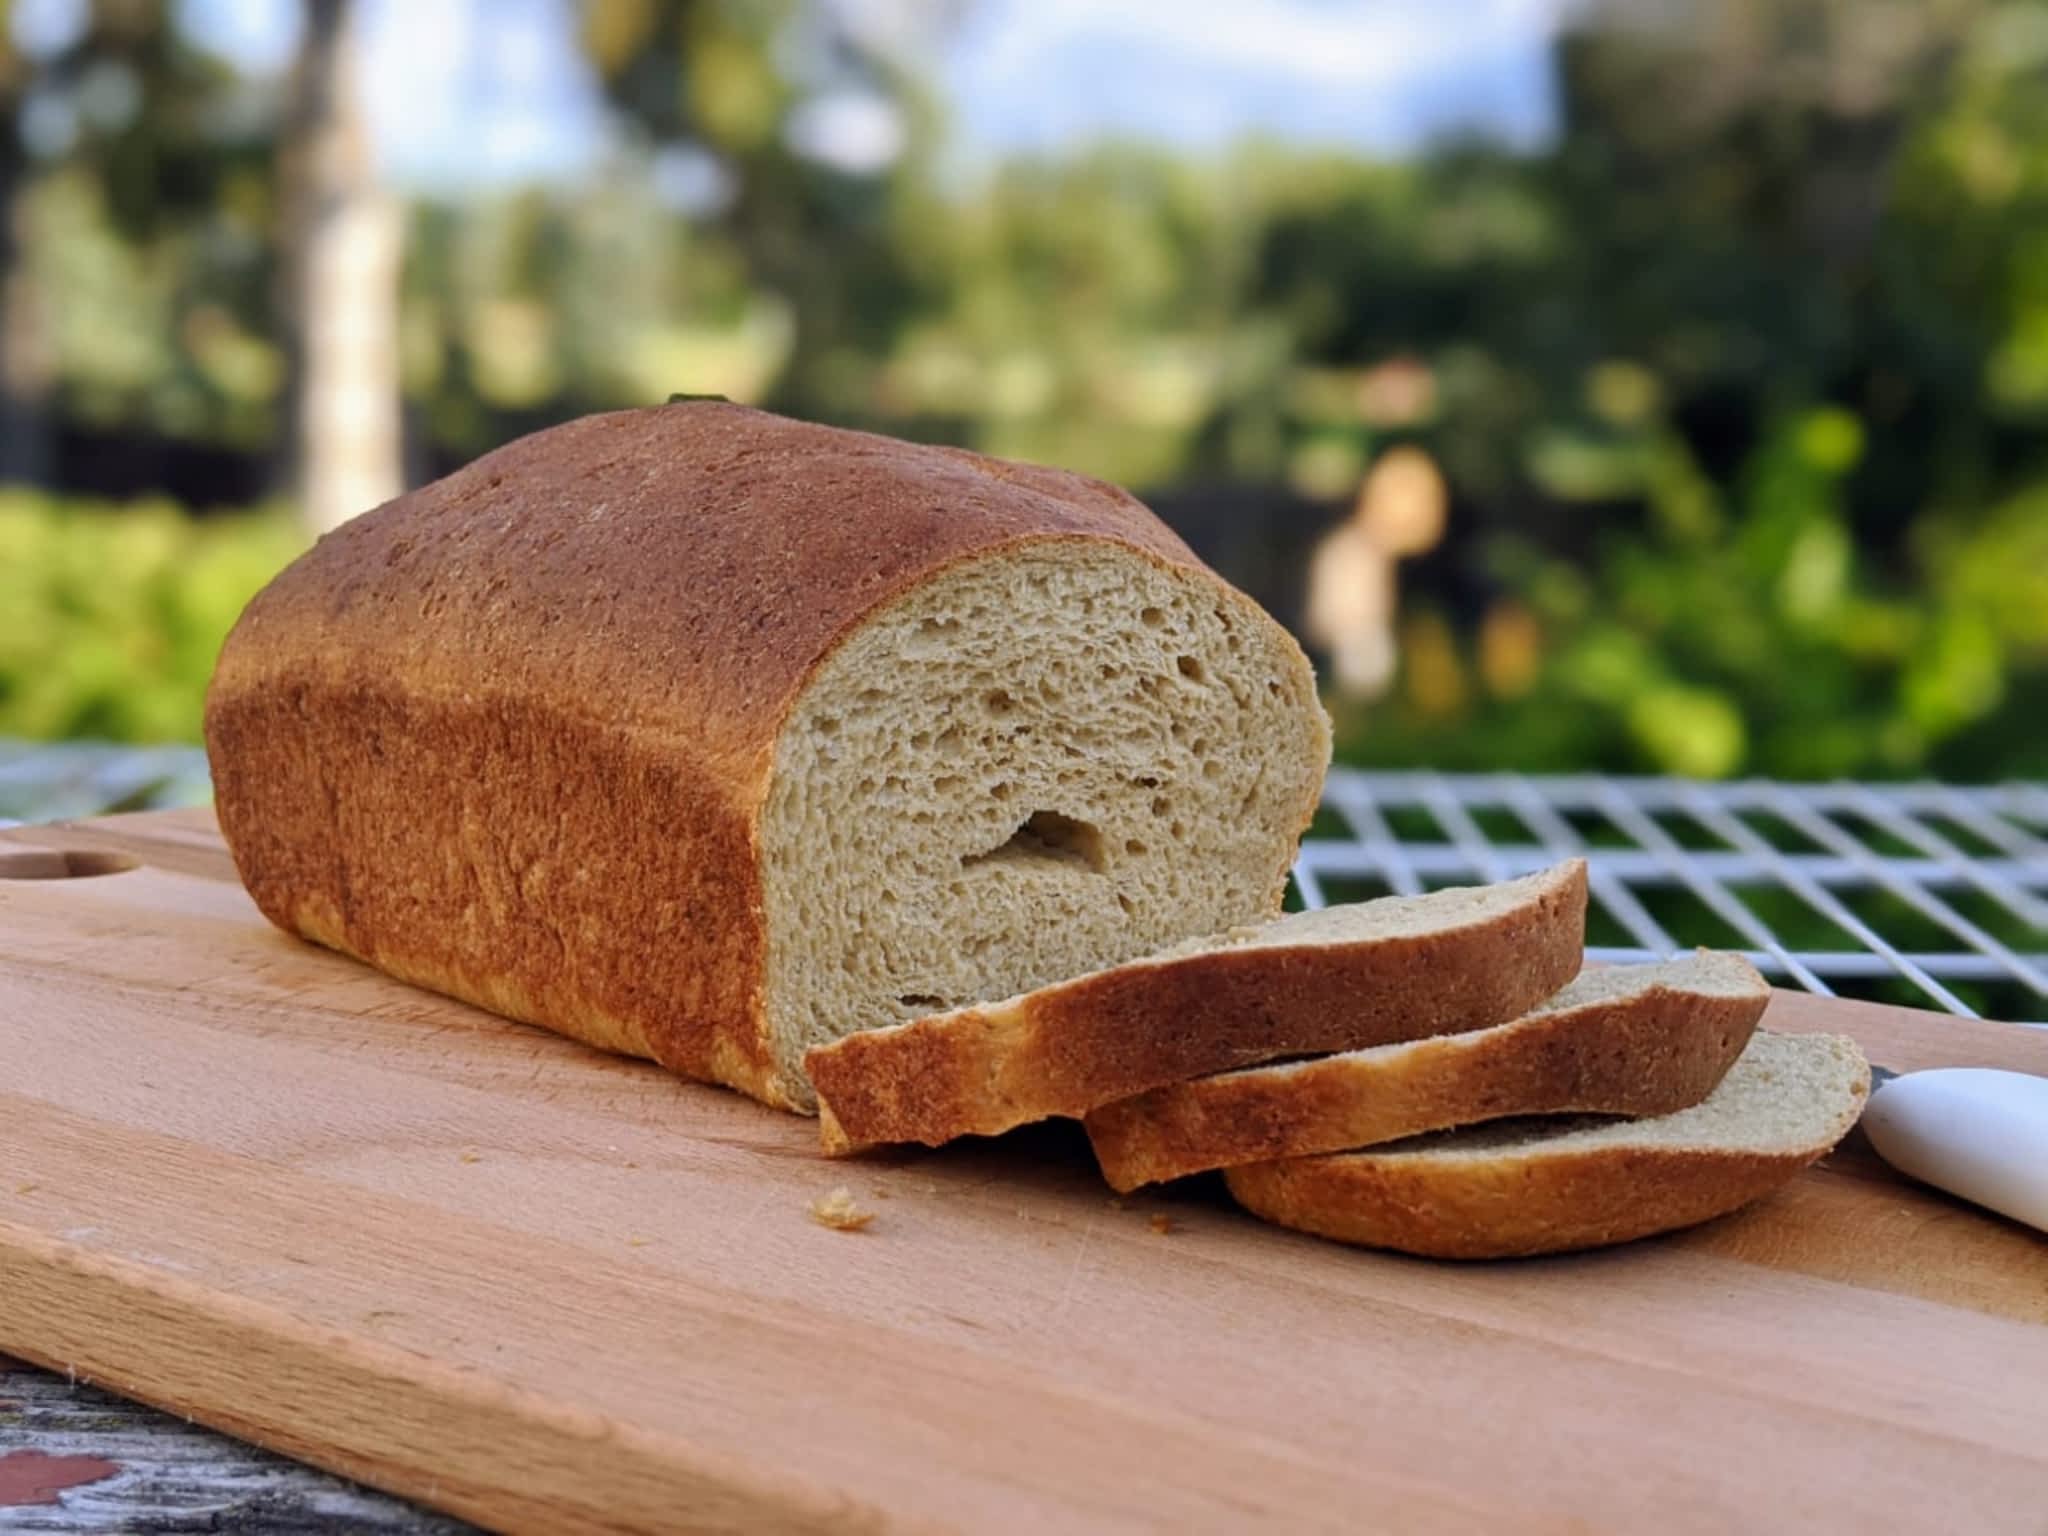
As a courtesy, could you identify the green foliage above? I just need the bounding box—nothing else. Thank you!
[5,0,2047,779]
[1313,2,2048,781]
[0,493,302,741]
[1336,401,2048,780]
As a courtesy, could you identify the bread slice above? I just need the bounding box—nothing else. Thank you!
[1085,950,1767,1191]
[806,860,1588,1152]
[206,403,1331,1112]
[1226,1030,1869,1259]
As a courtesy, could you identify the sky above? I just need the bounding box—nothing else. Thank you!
[16,0,1574,188]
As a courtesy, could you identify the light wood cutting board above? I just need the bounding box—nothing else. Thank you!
[2,810,2045,1535]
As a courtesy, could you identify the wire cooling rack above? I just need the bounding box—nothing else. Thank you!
[4,742,2043,1025]
[1301,771,2048,1026]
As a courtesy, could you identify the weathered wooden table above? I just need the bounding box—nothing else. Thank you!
[0,1357,472,1532]
[4,746,407,1529]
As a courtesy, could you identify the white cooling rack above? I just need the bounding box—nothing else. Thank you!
[1301,770,2047,1025]
[4,743,2043,1024]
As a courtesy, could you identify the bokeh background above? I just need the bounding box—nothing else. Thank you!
[2,0,2045,785]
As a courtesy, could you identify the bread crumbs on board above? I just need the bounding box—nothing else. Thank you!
[1149,1214,1176,1236]
[810,1186,877,1232]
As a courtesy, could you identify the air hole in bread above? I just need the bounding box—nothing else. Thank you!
[1125,838,1147,856]
[1177,655,1206,683]
[985,689,1016,715]
[1140,606,1166,629]
[963,810,1107,874]
[896,994,946,1010]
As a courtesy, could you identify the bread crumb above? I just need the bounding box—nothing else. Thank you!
[459,1150,482,1164]
[13,1182,37,1195]
[810,1186,876,1232]
[1106,1197,1124,1211]
[870,1187,892,1199]
[1149,1214,1176,1236]
[626,1236,650,1249]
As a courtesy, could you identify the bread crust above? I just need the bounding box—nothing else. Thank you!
[1084,953,1768,1190]
[807,861,1589,1150]
[205,404,1234,1109]
[1226,1145,1818,1259]
[1226,1033,1870,1259]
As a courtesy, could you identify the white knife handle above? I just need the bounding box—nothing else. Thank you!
[1861,1068,2048,1235]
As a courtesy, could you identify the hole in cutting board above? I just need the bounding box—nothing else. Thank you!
[0,848,140,880]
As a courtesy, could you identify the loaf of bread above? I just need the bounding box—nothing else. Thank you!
[1085,950,1768,1190]
[807,860,1588,1150]
[1226,1030,1870,1258]
[205,404,1331,1110]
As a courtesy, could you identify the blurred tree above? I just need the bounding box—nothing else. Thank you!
[280,0,401,531]
[1308,0,2048,780]
[0,0,43,481]
[0,0,282,468]
[0,0,2042,781]
[577,0,951,418]
[0,0,399,528]
[0,0,48,483]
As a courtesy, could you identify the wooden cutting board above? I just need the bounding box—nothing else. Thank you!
[2,810,2045,1535]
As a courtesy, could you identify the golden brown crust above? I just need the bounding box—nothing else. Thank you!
[1225,1143,1828,1260]
[206,404,1214,1108]
[1225,1036,1871,1259]
[1083,961,1767,1190]
[806,861,1589,1150]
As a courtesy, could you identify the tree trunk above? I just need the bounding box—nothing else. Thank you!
[282,0,402,533]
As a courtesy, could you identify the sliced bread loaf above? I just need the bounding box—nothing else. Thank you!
[806,860,1588,1152]
[1225,1029,1869,1259]
[1085,950,1768,1190]
[206,404,1331,1112]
